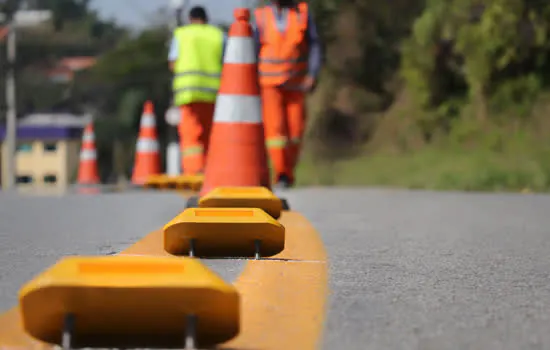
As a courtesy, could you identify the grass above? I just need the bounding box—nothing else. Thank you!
[297,71,550,193]
[299,79,550,192]
[295,146,550,192]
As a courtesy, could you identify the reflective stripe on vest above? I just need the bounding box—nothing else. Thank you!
[255,3,309,87]
[173,24,223,106]
[266,136,288,149]
[182,145,204,157]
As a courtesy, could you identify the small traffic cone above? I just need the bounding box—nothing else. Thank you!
[77,122,100,185]
[199,8,271,197]
[131,101,161,185]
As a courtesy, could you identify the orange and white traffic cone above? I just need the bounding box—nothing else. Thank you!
[131,101,161,185]
[198,8,271,198]
[77,122,100,185]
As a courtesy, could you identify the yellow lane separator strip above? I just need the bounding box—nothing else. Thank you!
[0,211,328,350]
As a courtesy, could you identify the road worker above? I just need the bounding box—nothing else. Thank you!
[253,0,323,188]
[168,6,226,175]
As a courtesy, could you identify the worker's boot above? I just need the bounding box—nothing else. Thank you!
[274,174,294,190]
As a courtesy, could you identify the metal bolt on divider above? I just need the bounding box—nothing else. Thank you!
[61,313,74,349]
[254,240,261,260]
[189,238,196,258]
[185,314,198,349]
[59,313,199,350]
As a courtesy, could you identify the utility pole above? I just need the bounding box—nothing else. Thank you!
[170,0,188,28]
[175,6,183,27]
[3,15,16,190]
[1,3,51,190]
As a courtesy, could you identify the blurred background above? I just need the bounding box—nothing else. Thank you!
[1,0,550,192]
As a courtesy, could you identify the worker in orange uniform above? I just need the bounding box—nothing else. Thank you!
[253,0,323,188]
[168,6,226,175]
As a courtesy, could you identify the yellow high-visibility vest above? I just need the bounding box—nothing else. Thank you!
[172,24,223,106]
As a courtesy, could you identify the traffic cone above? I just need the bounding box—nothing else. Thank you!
[77,122,100,185]
[198,8,271,197]
[131,101,161,185]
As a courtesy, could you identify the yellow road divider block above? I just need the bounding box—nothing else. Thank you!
[177,174,203,191]
[164,207,285,258]
[143,175,203,191]
[199,186,283,219]
[143,174,169,189]
[19,255,239,349]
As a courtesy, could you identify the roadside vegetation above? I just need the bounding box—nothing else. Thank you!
[299,0,550,191]
[4,0,550,191]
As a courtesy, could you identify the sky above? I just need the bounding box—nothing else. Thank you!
[90,0,250,28]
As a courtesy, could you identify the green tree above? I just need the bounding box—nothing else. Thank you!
[74,26,173,178]
[401,0,550,141]
[0,0,127,120]
[304,0,425,158]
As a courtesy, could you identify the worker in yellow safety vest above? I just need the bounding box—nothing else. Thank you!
[168,6,226,175]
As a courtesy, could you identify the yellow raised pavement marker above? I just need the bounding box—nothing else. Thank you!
[199,186,283,218]
[176,174,204,191]
[143,174,203,192]
[164,207,285,258]
[0,211,327,350]
[143,174,170,189]
[19,255,239,349]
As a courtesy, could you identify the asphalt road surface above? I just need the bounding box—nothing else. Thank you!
[2,188,550,349]
[0,191,245,310]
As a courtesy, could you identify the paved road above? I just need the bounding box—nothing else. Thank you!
[2,188,550,349]
[0,191,244,311]
[284,188,550,350]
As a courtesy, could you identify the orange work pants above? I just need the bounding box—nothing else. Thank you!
[261,86,307,184]
[178,102,215,175]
